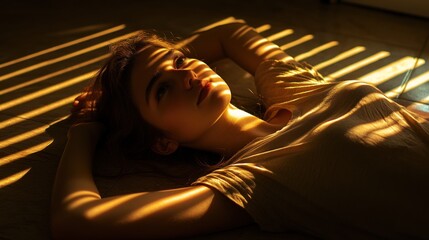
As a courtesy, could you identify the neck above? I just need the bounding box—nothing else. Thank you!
[184,105,283,158]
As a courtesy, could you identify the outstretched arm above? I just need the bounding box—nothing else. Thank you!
[178,21,292,75]
[51,123,252,239]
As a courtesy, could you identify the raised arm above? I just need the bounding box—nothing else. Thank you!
[177,21,292,75]
[50,123,251,239]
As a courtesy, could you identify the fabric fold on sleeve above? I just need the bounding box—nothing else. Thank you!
[192,165,257,208]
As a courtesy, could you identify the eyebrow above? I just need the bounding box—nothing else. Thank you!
[145,49,174,104]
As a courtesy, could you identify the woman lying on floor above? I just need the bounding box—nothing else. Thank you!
[51,20,429,239]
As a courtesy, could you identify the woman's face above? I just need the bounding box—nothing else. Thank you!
[130,45,231,143]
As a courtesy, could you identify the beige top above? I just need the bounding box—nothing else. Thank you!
[193,59,429,239]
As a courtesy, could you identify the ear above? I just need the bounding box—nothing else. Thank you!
[151,137,179,155]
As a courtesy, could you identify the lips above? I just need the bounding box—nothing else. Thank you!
[197,81,211,105]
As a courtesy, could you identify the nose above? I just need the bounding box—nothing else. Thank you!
[174,69,196,90]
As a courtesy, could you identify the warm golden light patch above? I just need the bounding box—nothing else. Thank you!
[0,140,51,167]
[0,31,139,82]
[258,45,282,57]
[211,80,231,99]
[120,187,208,222]
[278,68,312,78]
[240,120,261,132]
[267,29,294,42]
[145,48,172,69]
[377,60,426,98]
[347,112,405,144]
[0,95,76,129]
[295,41,339,61]
[248,38,269,50]
[0,168,31,188]
[359,57,425,85]
[0,71,96,111]
[280,34,314,50]
[255,24,271,33]
[0,125,50,150]
[337,92,405,143]
[193,17,238,33]
[326,51,390,80]
[0,25,125,69]
[0,54,108,96]
[85,194,138,218]
[314,46,366,70]
[64,192,99,210]
[402,70,429,92]
[229,108,258,132]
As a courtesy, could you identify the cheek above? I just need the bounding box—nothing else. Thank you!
[161,112,199,142]
[209,82,232,106]
[160,102,195,128]
[190,61,219,81]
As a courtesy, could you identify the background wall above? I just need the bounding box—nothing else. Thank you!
[343,0,429,18]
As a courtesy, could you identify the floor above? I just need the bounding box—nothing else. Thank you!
[1,0,428,239]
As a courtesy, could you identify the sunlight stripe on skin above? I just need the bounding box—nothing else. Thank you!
[0,25,125,69]
[86,194,138,218]
[0,94,76,129]
[295,41,339,61]
[0,167,31,188]
[326,51,391,80]
[0,31,139,82]
[314,46,367,71]
[65,191,101,210]
[0,70,96,111]
[120,187,208,222]
[280,34,314,50]
[0,140,52,167]
[0,54,108,96]
[359,57,425,86]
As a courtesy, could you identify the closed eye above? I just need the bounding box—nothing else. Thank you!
[156,83,169,102]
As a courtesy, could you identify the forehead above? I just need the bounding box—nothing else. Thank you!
[132,45,171,81]
[130,45,173,110]
[130,45,172,92]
